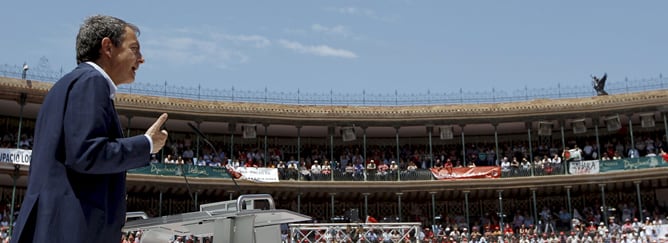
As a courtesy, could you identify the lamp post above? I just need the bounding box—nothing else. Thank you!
[10,93,27,236]
[21,63,29,80]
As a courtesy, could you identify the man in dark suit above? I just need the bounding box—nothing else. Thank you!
[11,15,168,243]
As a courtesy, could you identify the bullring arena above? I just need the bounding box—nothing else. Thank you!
[1,73,668,242]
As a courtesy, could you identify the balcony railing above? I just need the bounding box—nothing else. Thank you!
[123,156,664,182]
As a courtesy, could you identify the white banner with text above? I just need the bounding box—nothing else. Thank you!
[231,166,280,183]
[568,160,600,175]
[0,148,32,165]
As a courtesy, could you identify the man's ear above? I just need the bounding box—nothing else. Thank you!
[100,37,113,59]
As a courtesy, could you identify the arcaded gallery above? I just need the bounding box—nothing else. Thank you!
[1,75,668,241]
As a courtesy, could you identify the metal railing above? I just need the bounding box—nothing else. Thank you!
[285,169,434,182]
[289,222,421,243]
[2,63,665,106]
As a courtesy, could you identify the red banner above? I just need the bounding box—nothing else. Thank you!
[430,166,501,180]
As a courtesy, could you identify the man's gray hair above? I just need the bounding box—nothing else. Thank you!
[76,15,140,64]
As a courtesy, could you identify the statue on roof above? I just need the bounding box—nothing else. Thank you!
[592,73,608,96]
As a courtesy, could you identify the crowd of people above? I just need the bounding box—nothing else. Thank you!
[425,205,667,243]
[283,201,668,243]
[1,126,668,242]
[2,126,668,179]
[136,129,667,182]
[0,200,657,242]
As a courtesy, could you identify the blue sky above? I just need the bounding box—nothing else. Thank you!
[1,1,666,94]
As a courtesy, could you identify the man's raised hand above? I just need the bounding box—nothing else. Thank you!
[146,113,168,154]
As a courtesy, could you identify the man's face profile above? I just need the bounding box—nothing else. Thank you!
[108,26,144,86]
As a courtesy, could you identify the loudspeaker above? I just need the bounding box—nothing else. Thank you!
[439,125,453,140]
[341,127,356,142]
[640,113,656,128]
[242,125,257,139]
[605,115,621,132]
[538,121,553,136]
[572,119,587,134]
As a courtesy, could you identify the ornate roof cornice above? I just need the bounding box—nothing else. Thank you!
[1,77,666,125]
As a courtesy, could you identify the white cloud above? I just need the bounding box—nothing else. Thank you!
[142,26,356,68]
[336,7,376,17]
[278,39,358,59]
[311,24,351,38]
[325,7,397,22]
[143,36,247,69]
[214,34,272,48]
[282,27,308,36]
[140,27,274,69]
[327,6,396,22]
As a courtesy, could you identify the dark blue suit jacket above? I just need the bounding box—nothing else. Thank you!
[12,63,151,243]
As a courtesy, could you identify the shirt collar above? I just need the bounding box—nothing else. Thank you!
[85,61,117,99]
